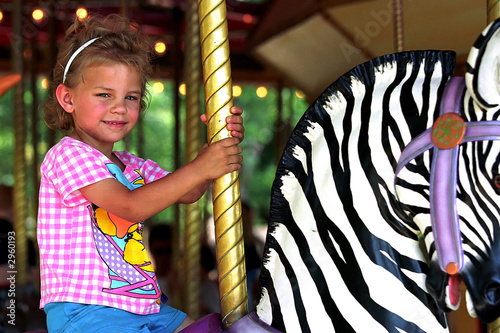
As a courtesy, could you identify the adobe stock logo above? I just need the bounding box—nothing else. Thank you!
[339,0,402,63]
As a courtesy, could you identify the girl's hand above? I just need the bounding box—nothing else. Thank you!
[200,106,245,142]
[175,136,243,204]
[226,106,244,142]
[195,137,243,181]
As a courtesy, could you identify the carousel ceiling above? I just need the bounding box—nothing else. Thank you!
[249,0,488,99]
[0,0,491,100]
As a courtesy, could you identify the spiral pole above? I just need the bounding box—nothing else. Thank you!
[392,0,404,52]
[183,0,203,319]
[490,319,500,333]
[488,0,500,23]
[12,0,28,286]
[198,0,248,327]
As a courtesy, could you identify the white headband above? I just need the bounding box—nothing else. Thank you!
[62,37,101,84]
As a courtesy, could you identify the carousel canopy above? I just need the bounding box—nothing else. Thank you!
[0,0,489,100]
[249,0,488,99]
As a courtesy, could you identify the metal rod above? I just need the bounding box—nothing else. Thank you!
[184,0,203,319]
[488,0,500,23]
[490,318,500,333]
[30,32,39,220]
[12,0,28,286]
[392,0,404,52]
[198,0,248,327]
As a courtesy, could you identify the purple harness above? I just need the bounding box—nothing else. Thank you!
[395,76,500,275]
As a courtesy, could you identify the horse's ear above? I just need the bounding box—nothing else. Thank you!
[465,18,500,110]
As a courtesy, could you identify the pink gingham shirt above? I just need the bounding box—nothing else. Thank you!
[38,137,169,315]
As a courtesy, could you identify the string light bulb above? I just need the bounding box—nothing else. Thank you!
[76,7,88,21]
[152,82,164,94]
[41,78,48,90]
[32,9,44,22]
[256,86,267,98]
[155,41,167,55]
[232,85,242,97]
[179,83,186,95]
[243,14,253,24]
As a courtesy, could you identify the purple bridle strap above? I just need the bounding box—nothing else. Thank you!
[395,76,500,275]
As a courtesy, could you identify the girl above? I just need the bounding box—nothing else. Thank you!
[38,14,244,332]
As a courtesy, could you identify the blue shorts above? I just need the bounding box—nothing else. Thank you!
[44,302,187,333]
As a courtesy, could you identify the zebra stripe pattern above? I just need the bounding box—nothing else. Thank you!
[256,51,454,332]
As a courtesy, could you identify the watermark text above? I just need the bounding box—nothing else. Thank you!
[6,231,16,326]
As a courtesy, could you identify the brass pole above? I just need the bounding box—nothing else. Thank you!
[47,1,57,148]
[487,4,500,333]
[183,0,202,319]
[30,33,39,221]
[122,1,130,151]
[275,82,284,165]
[121,0,128,18]
[136,2,144,159]
[171,6,184,311]
[198,0,248,327]
[487,0,500,23]
[490,319,500,333]
[392,0,404,52]
[12,0,28,286]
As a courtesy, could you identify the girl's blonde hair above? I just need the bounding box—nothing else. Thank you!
[43,14,153,131]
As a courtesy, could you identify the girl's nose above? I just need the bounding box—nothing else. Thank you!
[111,100,127,114]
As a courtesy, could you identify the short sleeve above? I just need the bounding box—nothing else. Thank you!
[114,151,169,183]
[41,141,114,207]
[140,159,169,183]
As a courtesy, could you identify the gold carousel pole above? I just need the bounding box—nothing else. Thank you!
[487,0,500,24]
[198,0,248,328]
[490,320,500,333]
[184,0,202,319]
[487,4,500,333]
[12,0,28,286]
[392,0,404,52]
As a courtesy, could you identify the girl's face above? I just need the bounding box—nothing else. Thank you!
[67,63,142,152]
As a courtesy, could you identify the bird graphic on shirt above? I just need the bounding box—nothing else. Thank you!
[94,206,154,272]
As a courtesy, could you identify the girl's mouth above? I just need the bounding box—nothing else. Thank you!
[103,120,127,127]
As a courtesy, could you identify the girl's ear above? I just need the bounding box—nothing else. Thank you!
[56,84,74,113]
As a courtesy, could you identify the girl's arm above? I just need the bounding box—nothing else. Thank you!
[79,136,242,222]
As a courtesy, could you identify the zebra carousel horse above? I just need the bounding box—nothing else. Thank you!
[185,18,500,333]
[243,18,500,333]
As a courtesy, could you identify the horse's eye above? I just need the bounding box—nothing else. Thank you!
[494,174,500,190]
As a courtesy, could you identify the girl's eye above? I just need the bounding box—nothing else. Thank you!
[97,93,110,98]
[126,95,138,101]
